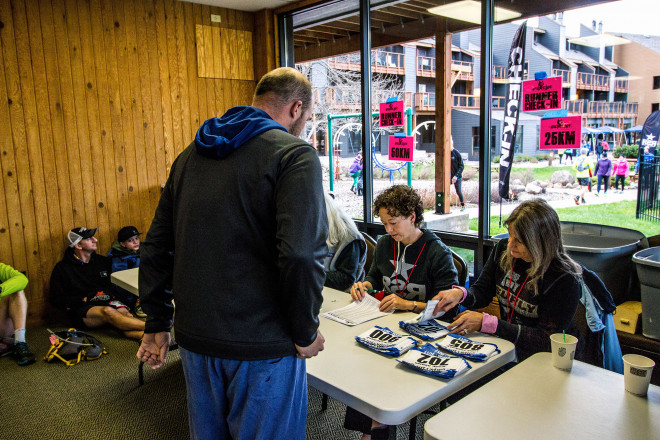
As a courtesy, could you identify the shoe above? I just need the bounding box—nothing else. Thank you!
[574,196,580,205]
[134,305,147,318]
[581,197,586,204]
[0,341,13,357]
[460,206,465,212]
[595,192,599,197]
[13,342,35,366]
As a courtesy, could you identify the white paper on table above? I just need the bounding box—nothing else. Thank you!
[403,299,445,324]
[322,294,393,326]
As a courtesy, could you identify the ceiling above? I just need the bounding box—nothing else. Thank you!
[287,0,615,62]
[179,0,301,12]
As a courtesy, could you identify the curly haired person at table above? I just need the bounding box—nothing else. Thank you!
[432,199,582,362]
[346,185,459,440]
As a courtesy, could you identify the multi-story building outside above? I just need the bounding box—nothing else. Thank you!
[302,13,640,162]
[611,32,660,124]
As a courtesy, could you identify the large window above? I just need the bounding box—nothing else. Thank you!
[282,0,660,277]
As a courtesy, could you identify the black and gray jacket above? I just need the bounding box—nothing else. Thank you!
[365,229,458,302]
[140,108,328,361]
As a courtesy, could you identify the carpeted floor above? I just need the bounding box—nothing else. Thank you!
[1,325,439,439]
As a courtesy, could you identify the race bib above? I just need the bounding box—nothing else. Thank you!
[437,334,500,362]
[397,343,471,379]
[399,319,449,341]
[355,326,417,357]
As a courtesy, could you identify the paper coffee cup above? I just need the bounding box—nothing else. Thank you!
[623,354,655,396]
[550,333,578,371]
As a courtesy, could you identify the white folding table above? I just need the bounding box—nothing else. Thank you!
[424,352,660,439]
[110,267,139,295]
[309,288,516,439]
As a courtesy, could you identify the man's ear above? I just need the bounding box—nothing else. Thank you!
[289,100,302,119]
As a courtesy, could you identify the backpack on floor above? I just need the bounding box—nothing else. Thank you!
[44,328,108,366]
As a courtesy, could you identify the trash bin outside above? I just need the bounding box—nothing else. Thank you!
[492,222,646,305]
[633,247,660,341]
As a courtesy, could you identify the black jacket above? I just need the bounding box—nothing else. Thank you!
[465,239,581,361]
[450,149,464,180]
[140,128,328,361]
[365,229,458,302]
[49,249,115,311]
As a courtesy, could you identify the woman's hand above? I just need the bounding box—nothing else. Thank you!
[378,293,409,312]
[349,281,373,302]
[431,288,464,316]
[448,311,484,335]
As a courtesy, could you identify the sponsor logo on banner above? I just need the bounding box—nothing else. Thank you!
[522,77,562,111]
[379,101,404,127]
[388,136,414,161]
[540,116,582,150]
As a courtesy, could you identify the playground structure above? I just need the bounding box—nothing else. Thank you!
[327,108,414,191]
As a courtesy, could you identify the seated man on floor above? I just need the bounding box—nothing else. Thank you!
[0,262,35,365]
[108,226,146,318]
[49,227,144,340]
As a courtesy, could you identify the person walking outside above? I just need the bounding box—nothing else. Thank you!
[594,152,612,197]
[349,154,363,195]
[573,148,593,205]
[137,67,327,440]
[612,154,630,193]
[450,137,466,211]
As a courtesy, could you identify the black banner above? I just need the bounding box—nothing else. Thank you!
[639,110,660,157]
[498,21,527,200]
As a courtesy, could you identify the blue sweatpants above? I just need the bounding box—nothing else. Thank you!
[179,347,307,440]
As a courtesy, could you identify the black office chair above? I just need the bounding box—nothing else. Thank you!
[450,249,468,287]
[361,231,377,274]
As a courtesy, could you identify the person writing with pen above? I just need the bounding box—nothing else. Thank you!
[345,185,459,440]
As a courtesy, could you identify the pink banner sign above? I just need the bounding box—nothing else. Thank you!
[540,116,582,150]
[379,101,404,127]
[522,77,562,112]
[388,136,414,161]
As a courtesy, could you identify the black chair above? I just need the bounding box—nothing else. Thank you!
[361,231,377,274]
[450,249,468,287]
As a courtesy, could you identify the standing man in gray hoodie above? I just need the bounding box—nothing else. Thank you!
[138,67,327,440]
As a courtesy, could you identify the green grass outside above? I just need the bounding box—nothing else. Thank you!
[469,200,660,237]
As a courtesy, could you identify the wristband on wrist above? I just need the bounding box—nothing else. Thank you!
[481,313,499,334]
[451,285,468,304]
[412,301,417,312]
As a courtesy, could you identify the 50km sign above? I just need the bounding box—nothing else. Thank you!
[540,116,582,150]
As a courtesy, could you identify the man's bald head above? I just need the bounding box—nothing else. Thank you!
[252,67,312,113]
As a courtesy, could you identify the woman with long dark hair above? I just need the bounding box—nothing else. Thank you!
[433,199,582,361]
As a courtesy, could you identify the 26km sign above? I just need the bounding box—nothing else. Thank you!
[539,116,582,150]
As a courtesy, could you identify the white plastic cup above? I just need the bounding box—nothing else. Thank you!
[622,354,655,396]
[550,333,578,371]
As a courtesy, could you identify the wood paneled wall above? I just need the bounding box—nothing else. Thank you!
[0,0,256,324]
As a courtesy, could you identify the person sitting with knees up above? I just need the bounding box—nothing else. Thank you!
[108,226,146,318]
[50,227,145,340]
[0,263,35,366]
[324,193,367,291]
[345,185,459,440]
[432,199,582,362]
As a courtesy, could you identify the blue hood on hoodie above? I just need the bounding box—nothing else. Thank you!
[195,106,287,159]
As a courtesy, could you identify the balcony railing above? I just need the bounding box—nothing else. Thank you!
[416,56,475,81]
[564,99,639,119]
[493,65,507,81]
[452,60,474,81]
[552,69,572,85]
[326,51,405,75]
[417,56,435,77]
[615,78,629,93]
[576,72,610,91]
